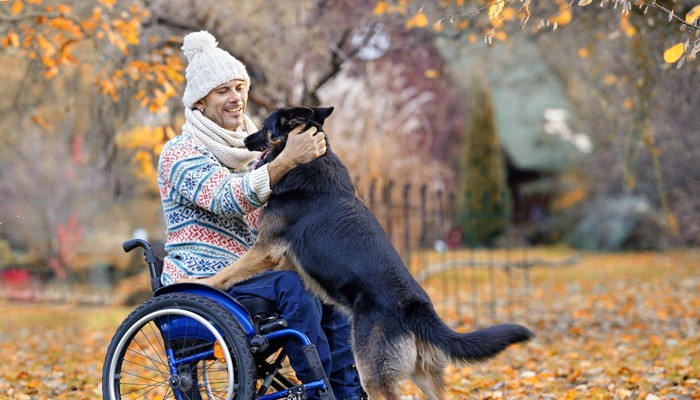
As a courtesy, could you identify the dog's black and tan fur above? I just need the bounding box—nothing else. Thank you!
[199,107,533,400]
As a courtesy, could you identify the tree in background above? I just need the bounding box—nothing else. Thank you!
[1,0,699,282]
[371,0,700,246]
[0,0,456,277]
[455,83,508,245]
[0,0,187,277]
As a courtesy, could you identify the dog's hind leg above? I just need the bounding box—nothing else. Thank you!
[357,371,402,400]
[353,321,415,400]
[411,341,447,400]
[411,367,446,400]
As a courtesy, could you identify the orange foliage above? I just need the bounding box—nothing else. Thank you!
[0,0,183,112]
[370,0,697,65]
[116,125,174,183]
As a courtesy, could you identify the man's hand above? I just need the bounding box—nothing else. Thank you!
[267,125,326,187]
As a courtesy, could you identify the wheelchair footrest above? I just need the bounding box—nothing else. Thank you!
[302,344,336,400]
[302,344,324,381]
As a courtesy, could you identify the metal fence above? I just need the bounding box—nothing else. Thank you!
[355,177,536,327]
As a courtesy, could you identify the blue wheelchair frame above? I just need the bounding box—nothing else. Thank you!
[123,238,334,400]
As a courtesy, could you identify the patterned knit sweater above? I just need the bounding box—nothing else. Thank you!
[157,132,271,284]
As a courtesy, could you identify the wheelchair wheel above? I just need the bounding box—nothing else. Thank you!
[102,292,256,400]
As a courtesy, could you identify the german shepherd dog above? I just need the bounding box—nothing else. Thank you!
[199,107,533,400]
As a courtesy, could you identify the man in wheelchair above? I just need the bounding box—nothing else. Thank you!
[155,30,362,399]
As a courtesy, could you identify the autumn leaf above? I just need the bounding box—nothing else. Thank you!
[10,0,23,16]
[30,114,51,130]
[686,4,700,25]
[551,7,572,26]
[424,69,440,79]
[373,1,388,15]
[99,77,119,102]
[620,15,637,37]
[518,2,531,27]
[489,1,505,23]
[578,0,593,6]
[415,11,429,27]
[56,4,71,15]
[99,0,115,11]
[44,66,58,79]
[164,125,176,140]
[663,42,685,64]
[37,36,56,57]
[406,11,429,29]
[603,73,617,85]
[5,31,20,48]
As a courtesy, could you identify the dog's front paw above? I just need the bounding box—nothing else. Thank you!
[179,276,215,286]
[179,277,202,284]
[194,276,227,290]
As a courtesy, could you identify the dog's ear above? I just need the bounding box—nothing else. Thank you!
[279,107,314,130]
[310,107,334,125]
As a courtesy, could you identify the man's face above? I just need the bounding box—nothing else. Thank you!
[195,79,249,131]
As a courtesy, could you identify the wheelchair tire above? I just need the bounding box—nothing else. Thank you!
[102,292,257,400]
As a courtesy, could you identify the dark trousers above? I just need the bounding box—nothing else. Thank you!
[227,270,362,399]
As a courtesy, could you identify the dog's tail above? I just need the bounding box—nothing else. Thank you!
[409,303,533,363]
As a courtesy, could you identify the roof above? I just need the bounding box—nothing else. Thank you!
[437,36,589,172]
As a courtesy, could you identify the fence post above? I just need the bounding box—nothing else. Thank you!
[368,178,377,211]
[384,180,394,240]
[403,183,412,264]
[419,184,428,249]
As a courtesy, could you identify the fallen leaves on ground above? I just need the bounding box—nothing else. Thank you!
[410,250,700,399]
[0,249,698,399]
[0,304,129,399]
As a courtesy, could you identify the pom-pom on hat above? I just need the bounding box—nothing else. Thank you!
[181,31,250,109]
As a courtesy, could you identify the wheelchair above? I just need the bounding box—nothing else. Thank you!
[102,238,335,400]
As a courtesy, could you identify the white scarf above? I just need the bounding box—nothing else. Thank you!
[183,107,259,170]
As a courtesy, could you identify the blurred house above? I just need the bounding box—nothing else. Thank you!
[438,36,591,224]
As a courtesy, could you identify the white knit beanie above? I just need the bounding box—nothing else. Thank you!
[181,31,251,109]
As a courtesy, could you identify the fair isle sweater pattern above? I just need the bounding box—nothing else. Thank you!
[158,132,264,285]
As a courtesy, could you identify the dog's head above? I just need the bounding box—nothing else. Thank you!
[245,106,334,168]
